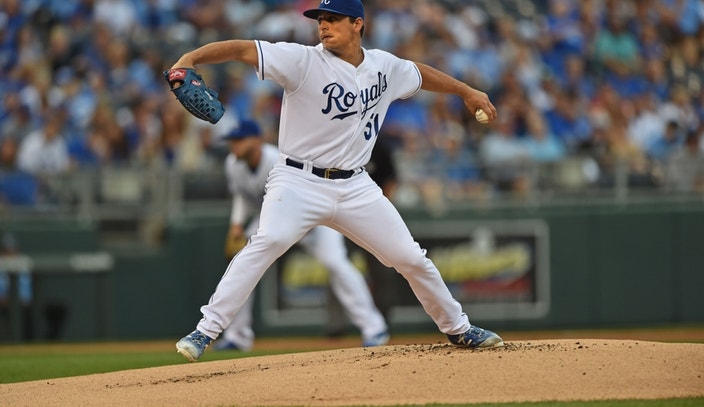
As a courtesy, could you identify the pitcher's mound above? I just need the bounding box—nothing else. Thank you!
[3,340,703,406]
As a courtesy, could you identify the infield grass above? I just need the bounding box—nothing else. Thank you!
[388,401,704,407]
[0,342,289,383]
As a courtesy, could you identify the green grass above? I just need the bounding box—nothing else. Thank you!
[367,402,704,407]
[1,351,180,383]
[0,344,301,383]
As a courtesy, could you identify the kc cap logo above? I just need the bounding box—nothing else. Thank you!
[303,0,364,20]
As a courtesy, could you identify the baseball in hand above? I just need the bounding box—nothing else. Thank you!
[475,108,490,124]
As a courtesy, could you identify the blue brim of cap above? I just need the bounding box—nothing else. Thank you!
[303,8,361,19]
[303,8,328,18]
[223,133,257,140]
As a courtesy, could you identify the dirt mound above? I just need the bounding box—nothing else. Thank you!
[3,339,703,406]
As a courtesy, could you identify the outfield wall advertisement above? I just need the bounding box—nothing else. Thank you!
[258,219,550,328]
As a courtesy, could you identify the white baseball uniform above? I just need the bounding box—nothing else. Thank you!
[221,143,387,348]
[196,41,471,340]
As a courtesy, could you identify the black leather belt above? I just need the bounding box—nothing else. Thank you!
[285,158,356,179]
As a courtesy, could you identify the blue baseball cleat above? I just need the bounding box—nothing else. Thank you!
[176,330,213,362]
[212,339,243,351]
[447,326,504,349]
[362,331,390,347]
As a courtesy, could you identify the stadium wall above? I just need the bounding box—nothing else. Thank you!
[1,201,703,342]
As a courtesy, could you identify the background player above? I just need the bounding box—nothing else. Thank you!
[214,119,389,351]
[173,0,503,362]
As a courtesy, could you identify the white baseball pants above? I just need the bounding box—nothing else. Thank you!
[196,160,470,339]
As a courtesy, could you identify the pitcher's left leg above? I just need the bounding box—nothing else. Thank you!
[332,176,468,335]
[333,176,503,348]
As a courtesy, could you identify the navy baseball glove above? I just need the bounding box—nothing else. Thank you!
[164,68,225,124]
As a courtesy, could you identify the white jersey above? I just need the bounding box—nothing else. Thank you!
[255,41,422,170]
[224,143,279,225]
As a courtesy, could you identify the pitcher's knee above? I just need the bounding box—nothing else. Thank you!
[251,233,296,256]
[390,254,433,276]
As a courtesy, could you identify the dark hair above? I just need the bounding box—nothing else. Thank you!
[349,16,365,38]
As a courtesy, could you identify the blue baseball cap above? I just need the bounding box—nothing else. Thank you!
[223,119,261,140]
[303,0,365,20]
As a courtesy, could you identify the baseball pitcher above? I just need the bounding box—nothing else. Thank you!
[169,0,503,362]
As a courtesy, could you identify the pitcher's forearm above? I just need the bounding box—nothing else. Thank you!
[172,40,258,69]
[415,62,497,121]
[416,62,471,95]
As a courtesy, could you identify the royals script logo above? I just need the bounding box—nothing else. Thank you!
[321,71,387,140]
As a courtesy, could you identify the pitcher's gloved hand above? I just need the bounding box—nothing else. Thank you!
[164,68,225,124]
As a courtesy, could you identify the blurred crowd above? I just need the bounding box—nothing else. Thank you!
[1,0,704,210]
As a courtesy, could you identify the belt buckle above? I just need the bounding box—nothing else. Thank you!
[324,168,338,179]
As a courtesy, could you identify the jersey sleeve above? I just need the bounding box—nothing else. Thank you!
[225,156,253,225]
[230,194,250,225]
[255,40,310,92]
[224,154,237,195]
[389,54,422,100]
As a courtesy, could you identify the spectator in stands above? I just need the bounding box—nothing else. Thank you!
[253,1,315,43]
[68,102,132,167]
[51,67,97,133]
[593,8,641,93]
[224,0,267,38]
[121,96,163,165]
[600,110,660,188]
[478,106,531,196]
[628,92,668,154]
[656,0,704,38]
[392,130,444,211]
[544,87,593,152]
[93,0,139,37]
[0,94,35,141]
[642,58,671,102]
[667,36,704,95]
[664,129,704,192]
[0,136,38,206]
[431,122,486,202]
[369,0,421,52]
[382,90,431,150]
[521,108,567,163]
[648,120,685,161]
[537,0,585,80]
[17,109,71,175]
[559,53,597,99]
[659,84,699,133]
[0,0,27,74]
[636,20,666,62]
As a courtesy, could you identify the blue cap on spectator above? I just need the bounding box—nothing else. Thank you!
[303,0,364,20]
[223,119,261,140]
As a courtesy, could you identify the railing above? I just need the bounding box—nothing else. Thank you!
[2,157,703,225]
